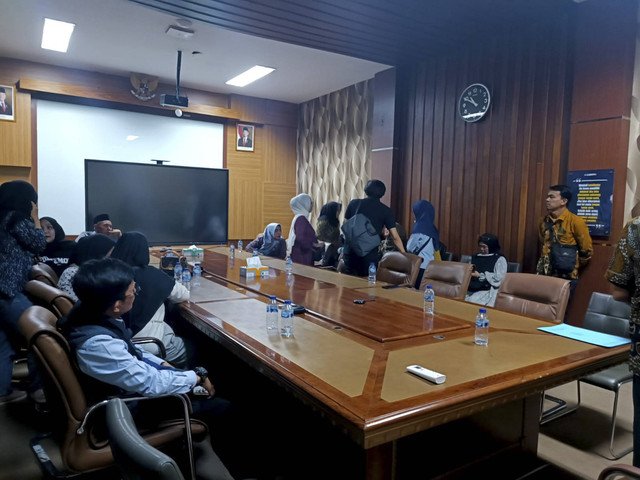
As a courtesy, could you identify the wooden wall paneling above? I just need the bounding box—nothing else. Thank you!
[0,91,31,167]
[263,183,298,239]
[0,166,30,185]
[570,0,637,123]
[230,95,298,127]
[263,125,297,185]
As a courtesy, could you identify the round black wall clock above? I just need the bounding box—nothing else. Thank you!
[458,83,491,123]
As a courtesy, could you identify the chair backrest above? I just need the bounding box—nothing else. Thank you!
[459,254,472,264]
[583,292,631,338]
[24,280,75,318]
[17,306,112,472]
[377,251,422,286]
[494,273,570,322]
[441,252,454,262]
[30,263,59,287]
[419,261,473,300]
[106,398,185,480]
[506,262,522,273]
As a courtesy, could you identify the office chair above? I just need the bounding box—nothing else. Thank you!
[419,261,473,300]
[24,280,74,318]
[541,293,632,459]
[106,398,186,480]
[599,464,640,480]
[377,251,422,287]
[506,262,522,273]
[493,273,570,322]
[18,306,205,478]
[29,263,59,288]
[459,254,472,264]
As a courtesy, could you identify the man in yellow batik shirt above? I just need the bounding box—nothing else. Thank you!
[537,184,593,295]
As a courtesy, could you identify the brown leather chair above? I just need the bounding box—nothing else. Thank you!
[494,273,570,322]
[18,306,206,478]
[419,261,473,300]
[29,263,59,288]
[24,280,74,318]
[377,251,422,287]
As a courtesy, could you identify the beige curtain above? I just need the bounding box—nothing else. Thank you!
[297,80,373,225]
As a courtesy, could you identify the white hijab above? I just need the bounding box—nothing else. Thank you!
[287,193,312,256]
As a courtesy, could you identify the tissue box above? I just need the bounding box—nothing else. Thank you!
[240,266,269,278]
[182,245,204,261]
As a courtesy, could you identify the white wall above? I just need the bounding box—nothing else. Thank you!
[37,100,224,234]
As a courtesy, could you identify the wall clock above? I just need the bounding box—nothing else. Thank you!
[458,83,490,123]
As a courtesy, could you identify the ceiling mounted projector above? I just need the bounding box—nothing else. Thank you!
[161,50,188,109]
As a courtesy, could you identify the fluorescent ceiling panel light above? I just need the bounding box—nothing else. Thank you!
[126,135,139,141]
[41,18,75,52]
[225,65,275,87]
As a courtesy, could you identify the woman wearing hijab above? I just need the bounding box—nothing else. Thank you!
[57,233,115,302]
[316,201,342,267]
[406,200,440,288]
[246,223,287,259]
[0,180,46,404]
[39,216,76,277]
[287,193,322,266]
[465,233,507,307]
[110,232,189,368]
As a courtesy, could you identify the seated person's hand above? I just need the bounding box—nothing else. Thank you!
[111,229,123,238]
[471,271,480,278]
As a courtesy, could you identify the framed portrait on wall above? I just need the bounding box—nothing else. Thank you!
[236,123,254,152]
[0,85,15,122]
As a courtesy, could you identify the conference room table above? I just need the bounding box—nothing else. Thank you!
[169,247,628,479]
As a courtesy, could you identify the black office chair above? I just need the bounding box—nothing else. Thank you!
[506,262,522,273]
[441,252,454,262]
[541,292,632,459]
[459,254,472,264]
[106,398,186,480]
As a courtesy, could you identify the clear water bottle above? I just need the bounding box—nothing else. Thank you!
[174,262,183,283]
[266,295,278,331]
[252,251,259,257]
[281,300,294,338]
[229,243,235,259]
[181,267,191,291]
[285,255,293,275]
[368,262,376,284]
[475,308,489,346]
[192,263,202,287]
[237,239,243,252]
[423,285,435,314]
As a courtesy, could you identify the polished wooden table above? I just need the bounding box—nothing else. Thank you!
[175,248,628,478]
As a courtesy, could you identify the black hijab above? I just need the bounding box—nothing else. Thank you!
[73,233,115,265]
[0,180,37,231]
[40,217,77,276]
[318,202,341,228]
[110,232,174,335]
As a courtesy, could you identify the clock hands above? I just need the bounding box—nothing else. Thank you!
[464,96,478,107]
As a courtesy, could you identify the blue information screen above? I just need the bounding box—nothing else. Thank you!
[567,169,614,237]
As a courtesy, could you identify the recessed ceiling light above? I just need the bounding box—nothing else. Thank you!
[225,66,275,87]
[126,135,139,141]
[41,18,75,53]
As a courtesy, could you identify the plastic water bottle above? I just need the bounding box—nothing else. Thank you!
[424,285,435,314]
[192,263,202,287]
[285,256,293,275]
[266,295,278,331]
[229,243,235,259]
[237,239,243,252]
[281,300,294,337]
[475,308,489,346]
[181,267,191,291]
[368,262,376,284]
[174,262,183,283]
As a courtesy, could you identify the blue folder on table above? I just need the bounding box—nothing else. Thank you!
[538,324,630,348]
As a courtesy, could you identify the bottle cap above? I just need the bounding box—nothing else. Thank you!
[370,262,375,265]
[479,308,487,313]
[427,285,433,289]
[270,295,276,300]
[285,300,292,304]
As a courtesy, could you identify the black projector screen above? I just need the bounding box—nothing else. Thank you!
[85,160,228,245]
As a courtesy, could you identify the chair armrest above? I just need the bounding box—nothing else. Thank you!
[598,463,640,480]
[133,337,166,359]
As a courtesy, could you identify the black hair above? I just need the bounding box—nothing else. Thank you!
[364,180,386,199]
[242,127,249,132]
[549,184,572,203]
[72,257,133,313]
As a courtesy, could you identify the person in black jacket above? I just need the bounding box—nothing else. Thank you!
[39,216,76,276]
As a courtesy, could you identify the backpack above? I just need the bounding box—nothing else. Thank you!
[341,212,381,257]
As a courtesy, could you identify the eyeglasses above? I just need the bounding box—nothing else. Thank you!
[125,283,141,298]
